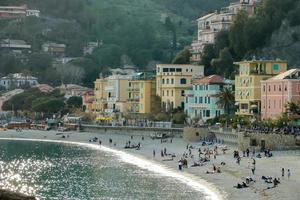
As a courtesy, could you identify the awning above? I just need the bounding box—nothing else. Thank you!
[251,105,258,109]
[96,117,113,121]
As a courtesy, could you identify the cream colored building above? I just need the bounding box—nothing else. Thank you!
[156,64,204,111]
[190,0,261,63]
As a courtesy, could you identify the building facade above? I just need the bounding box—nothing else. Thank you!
[92,74,133,115]
[42,42,66,57]
[235,60,288,116]
[185,75,233,121]
[261,69,300,120]
[0,73,38,90]
[156,64,204,111]
[92,78,108,113]
[190,0,260,63]
[127,72,156,114]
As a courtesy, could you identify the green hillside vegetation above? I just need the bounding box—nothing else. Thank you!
[202,0,300,78]
[0,0,232,87]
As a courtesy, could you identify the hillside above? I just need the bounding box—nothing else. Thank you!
[0,0,233,87]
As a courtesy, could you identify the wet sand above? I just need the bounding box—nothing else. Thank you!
[0,129,299,200]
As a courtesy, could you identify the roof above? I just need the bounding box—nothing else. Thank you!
[234,59,288,65]
[1,73,37,80]
[1,39,27,45]
[192,75,225,85]
[157,64,204,67]
[267,69,300,81]
[197,12,217,21]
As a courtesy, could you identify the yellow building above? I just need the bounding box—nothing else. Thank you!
[156,64,204,111]
[92,74,133,116]
[92,78,108,113]
[235,59,288,116]
[127,72,156,114]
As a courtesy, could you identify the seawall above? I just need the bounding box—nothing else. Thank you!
[81,124,183,138]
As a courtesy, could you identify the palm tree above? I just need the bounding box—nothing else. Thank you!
[216,87,235,115]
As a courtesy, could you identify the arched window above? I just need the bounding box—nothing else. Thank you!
[166,79,169,84]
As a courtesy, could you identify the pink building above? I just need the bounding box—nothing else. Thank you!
[261,69,300,120]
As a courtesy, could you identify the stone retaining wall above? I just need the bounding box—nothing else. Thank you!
[238,132,299,151]
[183,127,213,142]
[81,125,183,138]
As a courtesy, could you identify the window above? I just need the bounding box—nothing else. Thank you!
[268,85,270,92]
[273,64,279,71]
[200,97,203,103]
[176,68,182,72]
[285,85,287,91]
[181,90,185,96]
[170,68,175,72]
[163,68,169,72]
[171,90,174,96]
[162,90,165,96]
[162,79,165,84]
[208,97,210,104]
[171,78,174,84]
[166,79,169,84]
[129,82,131,87]
[186,97,188,103]
[279,85,281,91]
[167,90,169,96]
[205,97,207,103]
[195,97,198,103]
[180,78,187,84]
[206,110,210,117]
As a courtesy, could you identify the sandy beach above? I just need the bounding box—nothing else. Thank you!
[0,129,299,200]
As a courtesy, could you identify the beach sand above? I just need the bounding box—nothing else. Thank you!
[0,129,299,200]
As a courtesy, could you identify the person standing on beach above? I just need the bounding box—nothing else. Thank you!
[282,168,285,177]
[251,164,255,175]
[99,140,102,146]
[153,150,155,157]
[287,169,291,179]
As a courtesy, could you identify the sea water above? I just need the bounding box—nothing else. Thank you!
[0,140,208,200]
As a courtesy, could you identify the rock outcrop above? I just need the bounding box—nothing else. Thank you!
[0,189,36,200]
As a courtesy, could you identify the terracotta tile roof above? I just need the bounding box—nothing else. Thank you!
[192,75,224,85]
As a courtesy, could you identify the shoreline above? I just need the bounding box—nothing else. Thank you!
[0,130,299,200]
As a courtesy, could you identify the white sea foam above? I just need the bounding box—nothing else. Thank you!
[0,138,224,200]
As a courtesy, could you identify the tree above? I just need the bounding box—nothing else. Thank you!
[56,64,85,84]
[201,44,217,75]
[172,48,190,64]
[211,48,234,78]
[216,87,235,115]
[32,98,65,114]
[67,96,83,108]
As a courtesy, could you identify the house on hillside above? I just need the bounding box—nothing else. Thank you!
[0,5,40,19]
[57,84,92,99]
[0,73,38,90]
[190,0,261,63]
[42,42,66,57]
[0,39,31,54]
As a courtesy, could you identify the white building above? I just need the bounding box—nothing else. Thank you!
[190,0,261,63]
[104,74,133,114]
[26,9,40,17]
[0,39,31,54]
[0,73,38,90]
